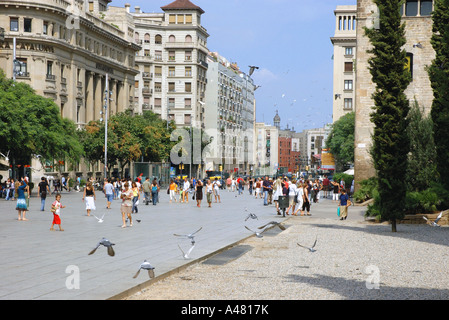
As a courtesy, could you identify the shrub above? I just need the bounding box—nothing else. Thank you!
[353,177,378,203]
[332,173,354,190]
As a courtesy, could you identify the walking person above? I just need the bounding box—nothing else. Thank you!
[82,182,96,216]
[272,177,283,215]
[262,176,271,206]
[331,180,340,202]
[104,179,114,209]
[195,179,203,207]
[301,183,311,216]
[9,178,15,201]
[16,179,28,221]
[5,178,11,200]
[213,178,221,203]
[169,179,178,203]
[206,179,213,208]
[131,181,140,213]
[50,194,65,231]
[286,179,298,215]
[294,183,305,216]
[151,179,160,206]
[182,177,190,203]
[38,177,51,211]
[339,189,351,220]
[142,177,151,205]
[120,182,133,228]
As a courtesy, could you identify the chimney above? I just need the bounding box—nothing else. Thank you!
[135,6,141,13]
[125,3,130,13]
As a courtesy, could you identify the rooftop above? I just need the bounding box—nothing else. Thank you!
[161,0,205,14]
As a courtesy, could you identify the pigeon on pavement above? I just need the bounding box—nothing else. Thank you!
[174,227,202,245]
[297,237,318,253]
[133,260,155,279]
[88,238,115,256]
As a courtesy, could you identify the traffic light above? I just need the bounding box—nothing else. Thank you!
[219,165,223,172]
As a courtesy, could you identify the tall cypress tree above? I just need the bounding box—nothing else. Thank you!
[364,0,411,232]
[428,0,449,190]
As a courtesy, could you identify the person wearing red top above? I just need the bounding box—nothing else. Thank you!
[322,175,330,198]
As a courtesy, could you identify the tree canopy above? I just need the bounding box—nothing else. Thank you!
[0,71,82,174]
[325,112,355,170]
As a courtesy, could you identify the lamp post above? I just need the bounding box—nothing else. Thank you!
[100,73,111,179]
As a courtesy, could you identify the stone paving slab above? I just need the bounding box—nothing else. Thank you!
[0,189,366,300]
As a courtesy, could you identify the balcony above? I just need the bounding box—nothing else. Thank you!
[142,72,153,79]
[46,74,56,81]
[164,41,196,49]
[142,87,153,95]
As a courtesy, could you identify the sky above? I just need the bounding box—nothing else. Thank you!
[109,0,357,132]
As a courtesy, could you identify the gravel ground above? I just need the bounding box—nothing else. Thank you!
[126,217,449,300]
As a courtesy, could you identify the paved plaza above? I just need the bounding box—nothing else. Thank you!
[0,188,366,300]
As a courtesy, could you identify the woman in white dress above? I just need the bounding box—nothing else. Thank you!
[272,178,283,215]
[82,182,96,216]
[294,183,305,216]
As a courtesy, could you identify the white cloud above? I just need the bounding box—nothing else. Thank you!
[252,68,278,83]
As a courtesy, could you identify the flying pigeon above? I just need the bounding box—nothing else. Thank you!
[133,260,155,279]
[257,221,286,231]
[178,244,195,259]
[297,237,318,253]
[245,226,267,238]
[244,208,258,221]
[423,212,444,227]
[174,227,202,245]
[0,151,9,162]
[93,213,105,223]
[88,238,115,256]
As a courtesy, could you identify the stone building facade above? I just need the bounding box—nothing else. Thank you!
[0,0,140,183]
[354,0,435,187]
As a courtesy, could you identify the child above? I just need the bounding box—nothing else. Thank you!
[50,194,65,231]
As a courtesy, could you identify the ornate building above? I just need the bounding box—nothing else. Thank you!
[0,0,140,182]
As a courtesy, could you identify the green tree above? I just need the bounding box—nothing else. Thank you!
[80,110,175,177]
[325,112,355,170]
[0,71,82,176]
[428,0,449,190]
[364,0,411,232]
[406,100,438,192]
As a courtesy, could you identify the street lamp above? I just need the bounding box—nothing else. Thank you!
[100,73,112,179]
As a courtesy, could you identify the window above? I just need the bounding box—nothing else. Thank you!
[169,51,175,61]
[169,67,175,77]
[155,35,162,44]
[169,35,176,43]
[144,49,150,57]
[134,80,139,88]
[43,21,48,35]
[184,114,191,125]
[154,66,162,77]
[155,51,162,61]
[420,0,433,16]
[406,0,418,16]
[169,82,175,92]
[155,82,162,92]
[185,67,192,77]
[177,15,184,24]
[185,35,192,43]
[185,82,191,93]
[155,98,162,108]
[344,80,353,90]
[144,33,150,43]
[47,61,53,76]
[89,1,94,12]
[185,98,192,108]
[186,14,192,24]
[168,98,175,108]
[344,98,353,110]
[169,15,176,24]
[344,62,353,72]
[16,58,28,76]
[10,18,19,32]
[345,47,353,56]
[24,18,32,32]
[185,51,192,61]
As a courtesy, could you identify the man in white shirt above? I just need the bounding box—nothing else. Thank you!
[182,178,190,203]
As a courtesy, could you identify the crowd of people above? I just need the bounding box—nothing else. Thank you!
[1,171,353,231]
